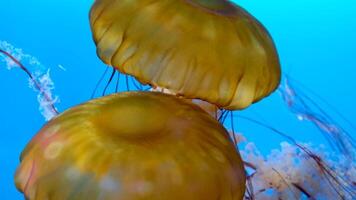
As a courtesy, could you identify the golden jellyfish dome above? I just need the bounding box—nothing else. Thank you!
[15,92,246,200]
[90,0,281,110]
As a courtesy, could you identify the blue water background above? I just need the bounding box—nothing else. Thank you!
[0,0,355,199]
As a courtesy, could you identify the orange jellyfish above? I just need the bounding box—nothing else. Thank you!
[90,0,281,111]
[15,92,246,199]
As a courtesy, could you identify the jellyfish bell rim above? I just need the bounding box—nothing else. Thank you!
[126,70,281,111]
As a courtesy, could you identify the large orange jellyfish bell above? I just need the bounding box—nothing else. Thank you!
[15,92,246,199]
[90,0,281,110]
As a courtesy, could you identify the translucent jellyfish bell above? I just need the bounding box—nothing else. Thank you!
[15,92,246,199]
[90,0,281,110]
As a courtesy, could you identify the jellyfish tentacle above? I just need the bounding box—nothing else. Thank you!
[0,49,59,115]
[102,67,116,96]
[115,71,120,92]
[125,74,130,91]
[91,67,109,98]
[237,115,356,199]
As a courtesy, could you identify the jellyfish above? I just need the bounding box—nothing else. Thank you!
[89,0,281,113]
[15,92,246,199]
[10,0,355,199]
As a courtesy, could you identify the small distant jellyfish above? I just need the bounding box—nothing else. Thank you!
[15,92,246,199]
[90,0,281,112]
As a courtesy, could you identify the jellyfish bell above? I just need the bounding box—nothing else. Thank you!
[15,92,246,200]
[90,0,281,111]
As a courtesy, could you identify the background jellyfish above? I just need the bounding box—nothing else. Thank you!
[1,0,356,199]
[15,92,246,199]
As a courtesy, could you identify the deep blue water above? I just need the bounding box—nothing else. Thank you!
[0,0,355,199]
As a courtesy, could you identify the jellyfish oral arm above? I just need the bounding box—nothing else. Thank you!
[151,86,221,119]
[0,49,59,116]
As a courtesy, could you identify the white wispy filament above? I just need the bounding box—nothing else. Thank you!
[0,40,59,121]
[240,141,356,199]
